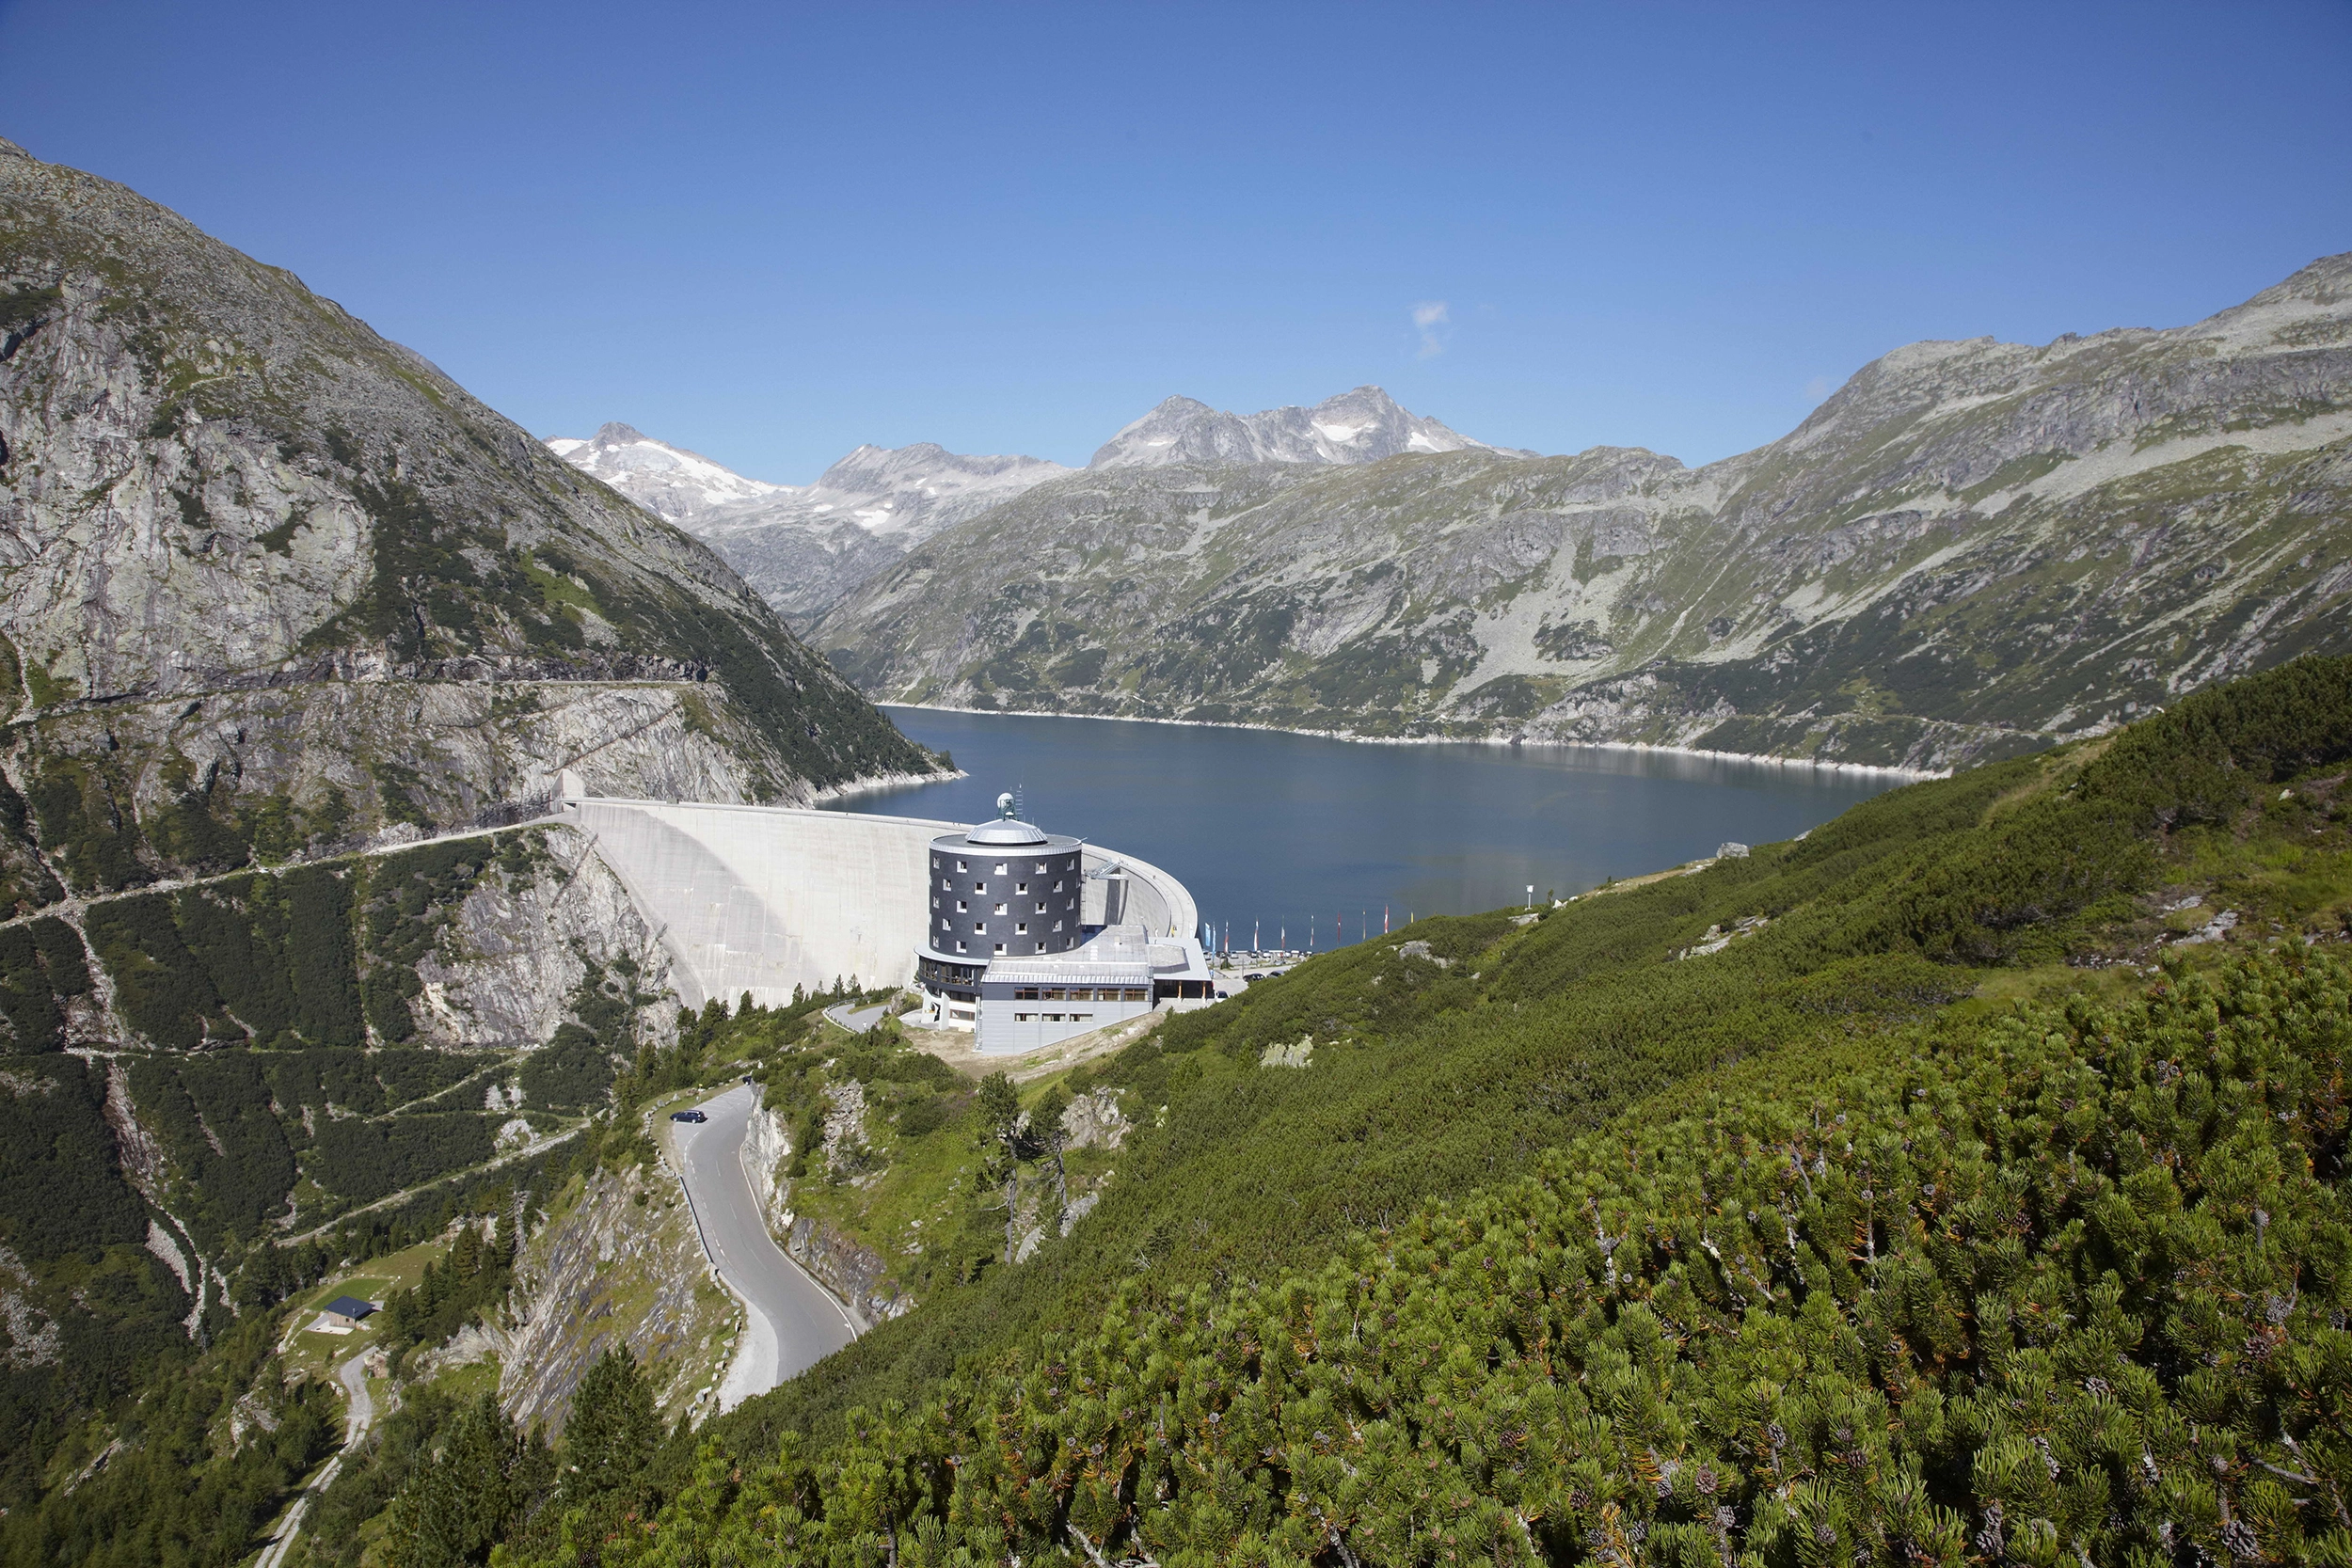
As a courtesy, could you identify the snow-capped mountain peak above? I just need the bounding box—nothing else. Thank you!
[543,421,783,522]
[546,427,1073,629]
[1089,386,1529,468]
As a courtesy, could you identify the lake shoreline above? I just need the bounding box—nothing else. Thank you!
[880,702,1947,782]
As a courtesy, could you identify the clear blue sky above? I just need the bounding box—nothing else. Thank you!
[5,1,2347,481]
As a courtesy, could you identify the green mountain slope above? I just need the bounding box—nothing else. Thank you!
[491,652,2349,1565]
[53,655,2345,1568]
[817,258,2352,770]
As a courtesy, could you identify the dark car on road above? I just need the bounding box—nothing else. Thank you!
[670,1108,708,1123]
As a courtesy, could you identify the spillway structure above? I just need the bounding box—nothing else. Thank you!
[564,793,1204,1053]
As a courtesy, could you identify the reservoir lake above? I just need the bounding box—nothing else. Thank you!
[827,707,1904,947]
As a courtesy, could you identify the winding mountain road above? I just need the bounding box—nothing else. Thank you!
[670,1084,860,1408]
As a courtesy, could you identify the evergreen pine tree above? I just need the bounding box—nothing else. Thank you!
[976,1072,1025,1261]
[1031,1084,1071,1228]
[449,1221,482,1278]
[383,1392,525,1568]
[559,1346,660,1520]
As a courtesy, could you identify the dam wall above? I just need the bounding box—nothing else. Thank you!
[566,798,1196,1010]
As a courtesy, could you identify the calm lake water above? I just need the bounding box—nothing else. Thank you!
[826,707,1903,948]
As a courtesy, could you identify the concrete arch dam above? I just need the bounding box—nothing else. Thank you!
[564,798,1200,1011]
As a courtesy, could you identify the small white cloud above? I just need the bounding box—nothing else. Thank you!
[1412,300,1450,358]
[1805,375,1832,402]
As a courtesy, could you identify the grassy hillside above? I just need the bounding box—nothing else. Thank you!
[577,653,2352,1564]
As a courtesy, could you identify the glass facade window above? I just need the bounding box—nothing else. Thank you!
[994,863,1008,875]
[956,860,967,872]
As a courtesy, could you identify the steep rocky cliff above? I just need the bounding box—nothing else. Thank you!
[496,1160,737,1432]
[0,135,938,911]
[817,257,2352,769]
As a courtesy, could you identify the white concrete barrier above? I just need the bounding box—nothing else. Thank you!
[565,799,1196,1011]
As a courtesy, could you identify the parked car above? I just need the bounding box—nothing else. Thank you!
[1242,973,1264,981]
[670,1108,708,1123]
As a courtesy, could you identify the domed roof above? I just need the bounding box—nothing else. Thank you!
[967,817,1048,846]
[966,790,1048,845]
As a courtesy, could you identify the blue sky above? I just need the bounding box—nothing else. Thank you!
[5,1,2348,481]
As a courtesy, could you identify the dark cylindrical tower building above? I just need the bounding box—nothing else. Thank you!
[924,794,1085,969]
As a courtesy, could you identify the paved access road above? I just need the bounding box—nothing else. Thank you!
[671,1083,860,1408]
[822,1000,891,1034]
[253,1349,376,1568]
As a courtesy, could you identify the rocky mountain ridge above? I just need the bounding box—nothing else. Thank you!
[682,442,1073,628]
[543,428,1073,629]
[815,254,2352,770]
[0,134,936,1502]
[0,135,937,910]
[548,387,1513,627]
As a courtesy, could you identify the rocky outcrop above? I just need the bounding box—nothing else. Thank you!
[818,1078,870,1171]
[1059,1087,1129,1150]
[739,1097,792,1234]
[408,823,676,1053]
[818,257,2352,770]
[784,1213,907,1324]
[498,1161,736,1431]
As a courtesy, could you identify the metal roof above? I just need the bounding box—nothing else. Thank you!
[964,817,1051,845]
[934,823,1082,851]
[325,1295,375,1318]
[982,962,1154,986]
